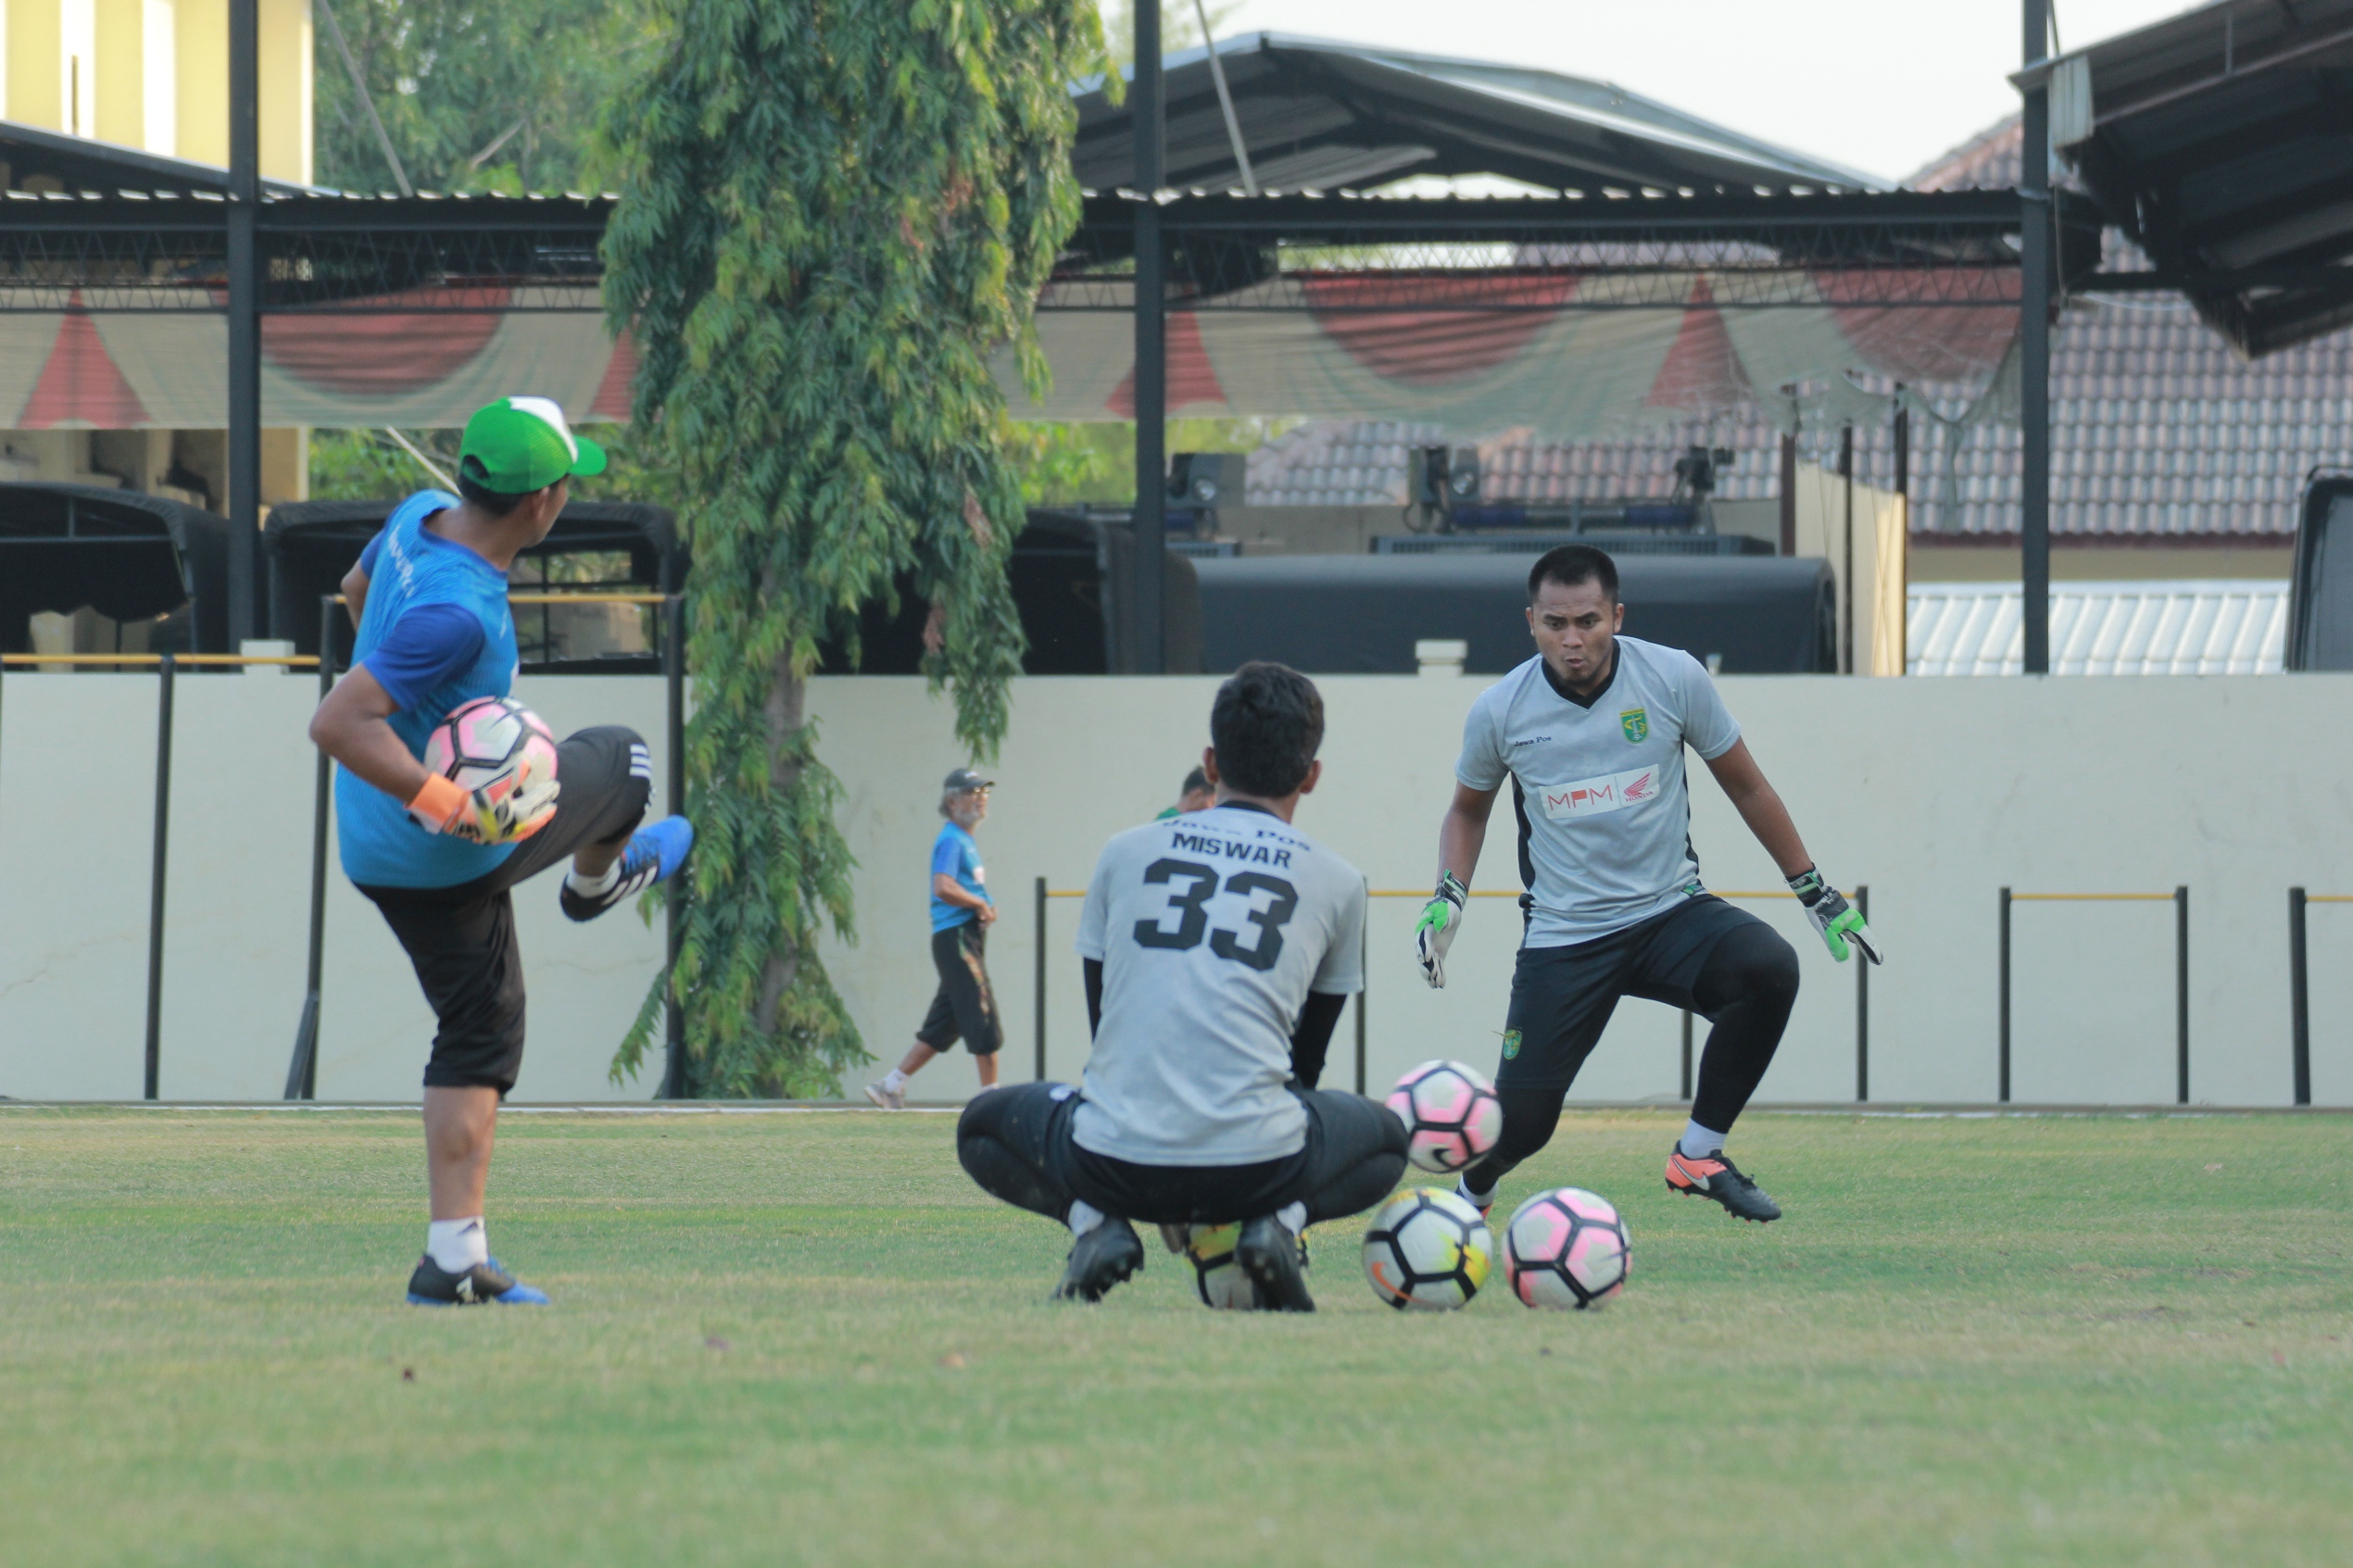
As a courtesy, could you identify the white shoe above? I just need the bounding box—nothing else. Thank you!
[862,1082,904,1110]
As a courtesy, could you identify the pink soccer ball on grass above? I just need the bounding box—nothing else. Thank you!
[413,696,558,827]
[1501,1186,1630,1311]
[1385,1059,1504,1173]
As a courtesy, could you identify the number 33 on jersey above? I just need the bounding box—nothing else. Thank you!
[1071,802,1366,1165]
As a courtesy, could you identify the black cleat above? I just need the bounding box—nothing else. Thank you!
[1235,1215,1316,1311]
[1051,1216,1144,1302]
[1666,1146,1783,1223]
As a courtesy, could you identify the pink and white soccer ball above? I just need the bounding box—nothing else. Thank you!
[412,696,558,825]
[1385,1060,1504,1173]
[1501,1187,1631,1311]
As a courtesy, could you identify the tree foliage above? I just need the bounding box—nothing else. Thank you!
[313,0,661,193]
[599,0,1107,1097]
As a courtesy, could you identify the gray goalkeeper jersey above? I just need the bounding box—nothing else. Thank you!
[1456,637,1742,948]
[1072,803,1365,1167]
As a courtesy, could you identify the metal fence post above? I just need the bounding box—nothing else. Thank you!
[1354,875,1368,1095]
[1679,1010,1693,1101]
[660,593,688,1099]
[1034,875,1048,1083]
[2174,884,2190,1106]
[2290,887,2311,1107]
[1855,884,1870,1101]
[285,596,336,1099]
[1997,885,2012,1103]
[144,654,177,1101]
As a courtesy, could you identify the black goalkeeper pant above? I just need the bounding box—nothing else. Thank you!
[959,1082,1407,1228]
[1462,896,1800,1194]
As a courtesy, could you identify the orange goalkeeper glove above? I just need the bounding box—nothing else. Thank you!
[407,770,560,847]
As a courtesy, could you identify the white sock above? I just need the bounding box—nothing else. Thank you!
[427,1217,487,1273]
[565,862,620,898]
[1680,1120,1729,1159]
[1275,1201,1308,1236]
[1457,1174,1495,1208]
[1067,1200,1105,1237]
[882,1068,909,1095]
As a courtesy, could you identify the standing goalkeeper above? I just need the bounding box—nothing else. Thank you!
[1414,546,1881,1224]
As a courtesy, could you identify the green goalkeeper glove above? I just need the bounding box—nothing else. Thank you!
[1414,872,1469,988]
[1786,867,1882,965]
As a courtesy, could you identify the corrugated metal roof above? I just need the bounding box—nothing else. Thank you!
[1073,35,1881,196]
[1906,580,2288,676]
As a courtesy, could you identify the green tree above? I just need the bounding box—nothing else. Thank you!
[599,0,1109,1098]
[314,0,661,193]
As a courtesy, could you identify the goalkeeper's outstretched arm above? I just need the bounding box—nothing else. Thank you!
[1416,784,1500,987]
[1704,740,1883,965]
[1700,740,1811,877]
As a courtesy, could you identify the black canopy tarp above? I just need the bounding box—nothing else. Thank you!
[0,483,233,654]
[264,499,680,669]
[822,510,1202,676]
[1190,553,1835,675]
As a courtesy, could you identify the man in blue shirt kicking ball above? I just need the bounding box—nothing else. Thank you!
[308,395,693,1306]
[865,769,1001,1108]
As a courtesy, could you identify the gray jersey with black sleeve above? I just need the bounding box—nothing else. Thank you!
[1072,803,1365,1167]
[1456,637,1743,948]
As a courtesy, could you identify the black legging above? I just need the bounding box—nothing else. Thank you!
[959,1081,1408,1227]
[1466,920,1799,1189]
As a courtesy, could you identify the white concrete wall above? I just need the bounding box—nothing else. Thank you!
[6,669,2351,1106]
[0,671,670,1101]
[807,674,2353,1110]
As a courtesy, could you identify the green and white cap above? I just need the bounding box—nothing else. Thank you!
[458,395,607,493]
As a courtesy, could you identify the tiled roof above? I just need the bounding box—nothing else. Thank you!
[1906,580,2288,676]
[1246,118,2346,540]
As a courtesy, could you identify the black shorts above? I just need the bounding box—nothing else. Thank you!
[957,1080,1408,1228]
[1498,895,1767,1094]
[356,725,652,1094]
[916,921,1000,1056]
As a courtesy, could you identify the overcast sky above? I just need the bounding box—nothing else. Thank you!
[1211,0,2202,184]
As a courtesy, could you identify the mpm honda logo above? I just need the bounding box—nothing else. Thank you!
[1539,765,1659,822]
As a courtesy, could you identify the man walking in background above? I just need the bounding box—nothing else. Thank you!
[866,769,1001,1108]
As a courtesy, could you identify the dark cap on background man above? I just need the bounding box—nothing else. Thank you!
[942,768,994,793]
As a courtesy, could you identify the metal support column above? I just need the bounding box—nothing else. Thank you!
[1130,2,1167,673]
[1839,424,1855,674]
[1856,884,1870,1101]
[1679,1010,1693,1100]
[2020,0,2053,674]
[226,0,262,646]
[660,594,689,1099]
[2289,888,2311,1107]
[285,596,336,1099]
[145,656,177,1100]
[1997,885,2013,1102]
[1034,876,1049,1083]
[2174,884,2190,1105]
[1353,876,1368,1094]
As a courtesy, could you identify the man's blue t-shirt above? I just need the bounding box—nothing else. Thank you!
[333,490,522,889]
[929,822,990,932]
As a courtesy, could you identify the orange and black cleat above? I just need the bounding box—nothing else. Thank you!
[1665,1146,1782,1223]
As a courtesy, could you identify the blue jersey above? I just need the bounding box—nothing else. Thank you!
[334,490,522,889]
[929,822,990,932]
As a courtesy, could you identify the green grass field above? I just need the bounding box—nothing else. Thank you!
[2,1107,2347,1567]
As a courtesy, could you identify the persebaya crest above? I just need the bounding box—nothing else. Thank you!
[1620,709,1649,744]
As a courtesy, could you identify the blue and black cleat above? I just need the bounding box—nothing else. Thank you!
[561,815,694,922]
[406,1254,551,1306]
